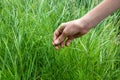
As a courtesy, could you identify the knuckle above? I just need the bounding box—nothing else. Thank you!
[61,23,65,25]
[60,23,66,27]
[54,31,56,34]
[58,38,62,42]
[54,31,57,35]
[54,30,58,35]
[62,31,67,36]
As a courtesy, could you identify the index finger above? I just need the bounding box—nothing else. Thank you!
[53,23,66,42]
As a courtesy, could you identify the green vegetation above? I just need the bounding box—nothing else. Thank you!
[0,0,120,80]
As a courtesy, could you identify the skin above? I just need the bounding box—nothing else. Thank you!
[52,0,120,50]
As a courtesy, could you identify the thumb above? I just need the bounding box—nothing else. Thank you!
[54,31,67,46]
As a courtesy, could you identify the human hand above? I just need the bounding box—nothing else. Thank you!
[52,19,90,49]
[52,0,120,50]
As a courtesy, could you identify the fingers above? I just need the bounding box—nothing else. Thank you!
[53,31,83,49]
[53,23,66,42]
[54,31,67,46]
[53,33,83,49]
[53,37,73,49]
[65,37,74,46]
[60,41,64,48]
[53,30,60,42]
[55,46,59,50]
[53,23,66,49]
[64,33,83,47]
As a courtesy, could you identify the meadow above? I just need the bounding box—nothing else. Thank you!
[0,0,120,80]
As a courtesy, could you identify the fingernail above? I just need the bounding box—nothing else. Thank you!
[66,43,70,47]
[54,40,58,44]
[55,46,59,50]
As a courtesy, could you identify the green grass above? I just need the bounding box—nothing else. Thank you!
[0,0,120,80]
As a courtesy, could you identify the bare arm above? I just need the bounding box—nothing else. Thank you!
[53,0,120,49]
[81,0,120,29]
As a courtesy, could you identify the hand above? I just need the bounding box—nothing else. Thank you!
[52,19,90,49]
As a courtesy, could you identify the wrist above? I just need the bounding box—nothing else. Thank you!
[78,18,92,30]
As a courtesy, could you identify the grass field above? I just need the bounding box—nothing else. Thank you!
[0,0,120,80]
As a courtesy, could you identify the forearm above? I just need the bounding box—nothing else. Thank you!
[81,0,120,29]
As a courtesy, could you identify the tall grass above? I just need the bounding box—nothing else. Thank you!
[0,0,120,80]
